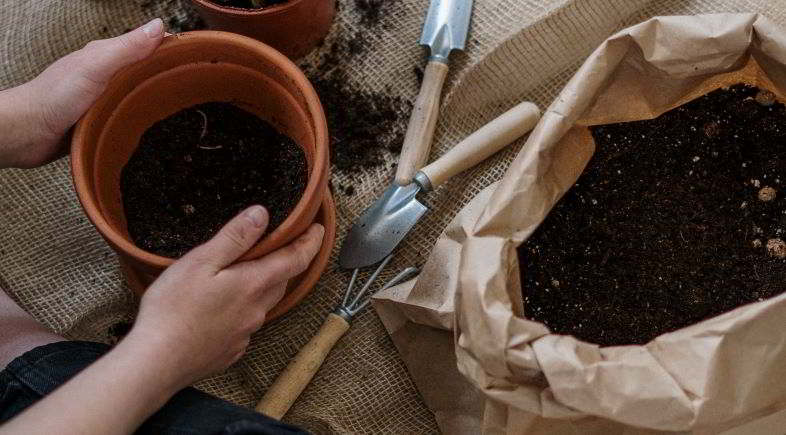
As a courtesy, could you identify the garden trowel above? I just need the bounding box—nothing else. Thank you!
[394,0,474,185]
[339,102,541,269]
[338,0,474,270]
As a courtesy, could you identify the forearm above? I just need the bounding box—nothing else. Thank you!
[1,331,190,435]
[0,84,44,169]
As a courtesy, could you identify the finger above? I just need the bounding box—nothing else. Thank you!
[29,18,166,138]
[259,281,288,313]
[242,281,286,331]
[246,282,285,331]
[236,224,324,285]
[187,206,269,270]
[229,338,251,366]
[74,18,165,86]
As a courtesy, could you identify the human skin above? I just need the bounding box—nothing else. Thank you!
[0,18,323,434]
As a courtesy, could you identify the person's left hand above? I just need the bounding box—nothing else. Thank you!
[0,18,165,169]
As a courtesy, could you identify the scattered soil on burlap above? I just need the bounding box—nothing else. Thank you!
[138,0,206,33]
[121,102,307,258]
[209,0,288,9]
[355,0,386,25]
[413,65,424,86]
[301,0,411,178]
[167,9,205,33]
[518,84,786,347]
[107,321,133,344]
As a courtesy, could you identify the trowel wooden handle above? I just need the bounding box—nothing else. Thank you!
[395,60,450,184]
[256,313,350,419]
[419,101,540,190]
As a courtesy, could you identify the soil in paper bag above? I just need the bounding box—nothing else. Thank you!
[519,84,786,346]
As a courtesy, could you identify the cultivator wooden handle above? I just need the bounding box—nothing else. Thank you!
[256,261,417,420]
[395,61,449,184]
[256,313,350,419]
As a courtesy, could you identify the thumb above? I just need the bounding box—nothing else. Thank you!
[188,206,270,271]
[72,18,166,86]
[24,18,166,143]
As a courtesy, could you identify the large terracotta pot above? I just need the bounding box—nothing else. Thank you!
[190,0,336,59]
[71,31,334,321]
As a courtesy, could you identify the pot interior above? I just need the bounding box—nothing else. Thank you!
[75,33,322,261]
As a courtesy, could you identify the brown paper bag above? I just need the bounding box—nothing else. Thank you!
[376,13,786,433]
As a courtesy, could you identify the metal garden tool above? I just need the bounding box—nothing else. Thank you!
[256,256,418,419]
[255,102,539,419]
[256,0,478,419]
[394,0,474,185]
[339,101,542,269]
[253,106,541,422]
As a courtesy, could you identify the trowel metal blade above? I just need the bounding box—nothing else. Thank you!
[420,0,474,59]
[339,183,428,269]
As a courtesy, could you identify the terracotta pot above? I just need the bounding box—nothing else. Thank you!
[119,193,336,324]
[71,31,333,317]
[190,0,336,59]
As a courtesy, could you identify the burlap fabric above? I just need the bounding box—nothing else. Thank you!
[2,0,785,433]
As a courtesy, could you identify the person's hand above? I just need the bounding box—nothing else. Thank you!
[0,18,165,169]
[1,208,323,435]
[126,205,325,388]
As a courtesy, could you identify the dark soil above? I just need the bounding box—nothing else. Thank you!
[138,0,206,34]
[121,102,307,258]
[518,84,786,346]
[300,1,411,173]
[310,65,411,171]
[167,10,205,33]
[209,0,288,9]
[107,321,133,344]
[355,0,384,25]
[413,66,424,87]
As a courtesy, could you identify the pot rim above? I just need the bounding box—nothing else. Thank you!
[71,30,329,269]
[190,0,307,17]
[120,190,337,323]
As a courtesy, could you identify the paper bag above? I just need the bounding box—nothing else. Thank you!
[376,13,786,433]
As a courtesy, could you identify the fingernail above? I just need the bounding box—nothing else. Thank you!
[141,18,164,39]
[245,206,266,228]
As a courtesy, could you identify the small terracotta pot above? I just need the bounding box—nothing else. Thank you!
[71,31,333,316]
[190,0,336,59]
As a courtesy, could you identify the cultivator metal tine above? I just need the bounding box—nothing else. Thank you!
[355,267,420,313]
[347,255,394,311]
[334,255,419,319]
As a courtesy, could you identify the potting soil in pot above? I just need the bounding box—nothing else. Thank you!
[208,0,288,9]
[121,102,307,258]
[518,83,786,347]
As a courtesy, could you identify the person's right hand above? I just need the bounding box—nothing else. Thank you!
[125,205,324,389]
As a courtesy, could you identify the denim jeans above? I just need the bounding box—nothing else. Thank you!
[0,341,306,434]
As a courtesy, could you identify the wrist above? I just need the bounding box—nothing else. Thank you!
[114,327,197,396]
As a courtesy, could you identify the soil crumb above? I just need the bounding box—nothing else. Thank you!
[355,0,385,25]
[140,0,207,33]
[519,83,786,346]
[121,102,307,258]
[107,321,133,344]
